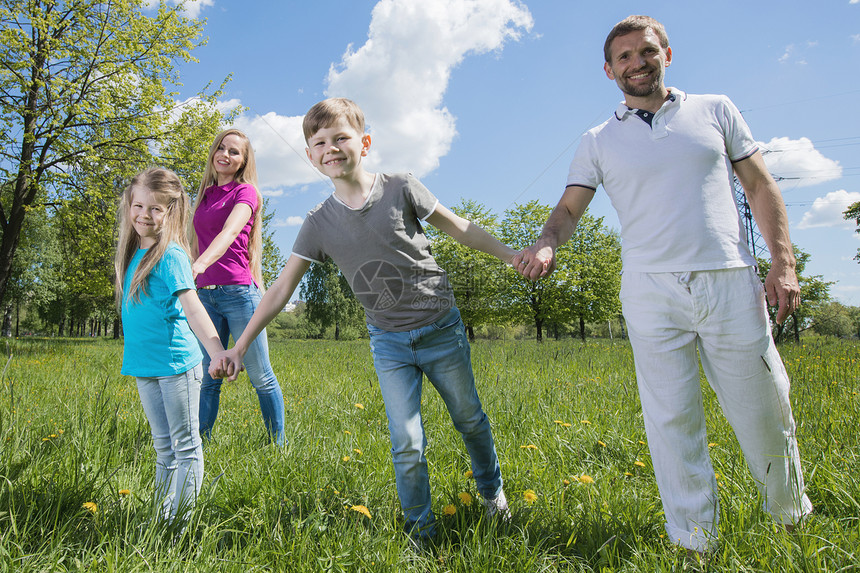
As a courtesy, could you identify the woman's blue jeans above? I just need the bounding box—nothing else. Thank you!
[367,307,503,539]
[197,284,285,445]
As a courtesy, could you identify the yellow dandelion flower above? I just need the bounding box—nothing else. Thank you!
[708,442,717,448]
[350,505,372,519]
[464,470,473,479]
[714,472,721,480]
[342,456,351,462]
[334,490,340,494]
[458,492,472,506]
[355,403,364,410]
[118,489,130,496]
[581,420,591,425]
[597,440,606,447]
[82,502,98,514]
[624,471,633,477]
[554,420,564,424]
[638,440,646,445]
[523,489,538,504]
[562,423,571,427]
[443,504,457,516]
[579,474,595,484]
[353,448,362,455]
[563,479,571,486]
[42,437,50,442]
[526,444,538,450]
[634,460,646,468]
[344,430,352,435]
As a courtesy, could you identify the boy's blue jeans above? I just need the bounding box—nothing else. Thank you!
[197,284,285,445]
[136,364,204,521]
[367,306,503,539]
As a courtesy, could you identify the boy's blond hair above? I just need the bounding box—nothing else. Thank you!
[302,97,366,142]
[603,15,669,62]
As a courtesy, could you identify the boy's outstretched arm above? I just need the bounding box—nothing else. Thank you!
[214,254,311,382]
[425,204,517,265]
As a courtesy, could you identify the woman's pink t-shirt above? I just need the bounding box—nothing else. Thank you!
[193,181,258,287]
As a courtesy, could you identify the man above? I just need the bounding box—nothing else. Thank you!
[516,15,812,554]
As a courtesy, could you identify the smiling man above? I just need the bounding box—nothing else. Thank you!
[516,15,812,556]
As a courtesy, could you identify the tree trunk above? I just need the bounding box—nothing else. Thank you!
[467,324,475,342]
[579,316,586,341]
[535,317,543,342]
[1,304,12,337]
[334,321,340,341]
[793,313,800,343]
[113,318,121,339]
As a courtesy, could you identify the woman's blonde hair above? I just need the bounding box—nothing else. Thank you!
[191,128,264,288]
[115,167,192,307]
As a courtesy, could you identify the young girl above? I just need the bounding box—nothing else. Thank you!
[191,129,285,445]
[115,167,227,522]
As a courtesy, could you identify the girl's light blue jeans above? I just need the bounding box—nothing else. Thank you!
[367,306,503,539]
[197,284,285,445]
[136,364,204,521]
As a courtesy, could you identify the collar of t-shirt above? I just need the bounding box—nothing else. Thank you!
[614,89,681,126]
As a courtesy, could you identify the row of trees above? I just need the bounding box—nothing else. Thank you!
[299,199,624,342]
[0,0,289,337]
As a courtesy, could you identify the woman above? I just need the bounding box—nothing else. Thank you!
[191,129,285,445]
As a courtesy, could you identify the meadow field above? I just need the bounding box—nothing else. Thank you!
[0,336,857,572]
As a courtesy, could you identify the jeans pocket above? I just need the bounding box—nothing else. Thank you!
[430,308,461,331]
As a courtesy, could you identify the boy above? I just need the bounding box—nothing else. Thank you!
[212,97,517,542]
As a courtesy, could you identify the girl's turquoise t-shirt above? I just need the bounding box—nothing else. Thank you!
[120,243,203,377]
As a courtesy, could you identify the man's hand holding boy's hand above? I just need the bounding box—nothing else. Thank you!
[512,244,555,280]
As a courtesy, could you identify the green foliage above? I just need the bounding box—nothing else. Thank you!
[300,257,364,340]
[844,201,860,262]
[425,199,513,335]
[1,337,858,571]
[0,0,223,316]
[812,301,860,339]
[260,198,287,290]
[498,200,622,341]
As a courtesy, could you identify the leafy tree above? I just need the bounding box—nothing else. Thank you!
[550,214,622,341]
[845,201,860,262]
[0,0,216,307]
[757,245,832,342]
[260,198,286,290]
[811,301,860,339]
[425,199,512,340]
[299,257,363,340]
[499,201,570,341]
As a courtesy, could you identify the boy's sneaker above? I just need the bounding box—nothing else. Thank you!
[482,489,511,521]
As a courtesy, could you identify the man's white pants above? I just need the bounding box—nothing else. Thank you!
[621,266,812,552]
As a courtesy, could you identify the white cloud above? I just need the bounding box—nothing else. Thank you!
[797,189,860,229]
[217,0,532,193]
[274,216,305,228]
[760,137,842,187]
[324,0,533,175]
[853,34,860,43]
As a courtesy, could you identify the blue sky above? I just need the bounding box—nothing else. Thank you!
[166,0,860,305]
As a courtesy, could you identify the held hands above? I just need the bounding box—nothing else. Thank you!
[208,348,244,382]
[765,263,801,325]
[511,242,556,281]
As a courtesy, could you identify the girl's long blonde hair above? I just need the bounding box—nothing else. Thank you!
[191,128,265,288]
[115,167,192,307]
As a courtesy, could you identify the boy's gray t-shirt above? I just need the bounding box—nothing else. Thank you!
[292,172,455,332]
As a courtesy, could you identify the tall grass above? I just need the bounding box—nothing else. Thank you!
[0,336,857,571]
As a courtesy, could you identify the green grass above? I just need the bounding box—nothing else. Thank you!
[0,336,858,571]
